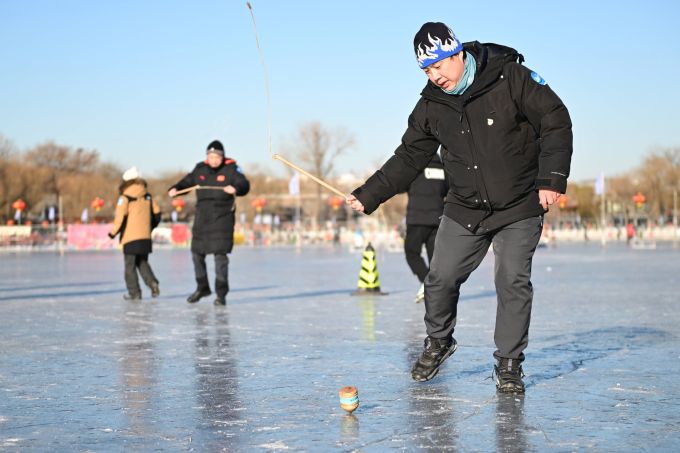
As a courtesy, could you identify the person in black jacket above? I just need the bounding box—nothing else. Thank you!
[404,153,448,303]
[347,22,572,393]
[168,140,250,306]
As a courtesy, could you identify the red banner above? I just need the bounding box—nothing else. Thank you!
[67,224,116,250]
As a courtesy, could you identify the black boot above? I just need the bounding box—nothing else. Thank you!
[150,282,160,298]
[213,297,226,306]
[215,278,229,305]
[494,358,525,394]
[214,279,229,306]
[411,336,458,382]
[187,288,211,303]
[124,293,142,301]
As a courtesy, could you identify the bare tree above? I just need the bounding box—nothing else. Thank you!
[571,183,596,220]
[660,147,680,209]
[0,134,14,159]
[25,142,100,196]
[1,160,47,222]
[0,137,46,222]
[20,142,120,221]
[0,134,18,219]
[634,147,680,220]
[289,122,354,223]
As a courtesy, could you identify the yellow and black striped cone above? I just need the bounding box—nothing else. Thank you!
[352,242,388,295]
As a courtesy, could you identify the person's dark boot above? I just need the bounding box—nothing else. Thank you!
[213,279,228,306]
[411,336,458,382]
[213,297,226,306]
[494,358,525,394]
[187,288,211,303]
[150,282,160,298]
[123,293,142,301]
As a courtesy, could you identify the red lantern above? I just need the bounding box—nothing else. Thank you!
[91,197,105,212]
[12,199,26,212]
[171,223,190,245]
[251,197,266,213]
[172,198,186,212]
[632,192,646,208]
[328,196,344,211]
[558,195,568,209]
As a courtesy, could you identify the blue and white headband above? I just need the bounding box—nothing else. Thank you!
[413,22,463,69]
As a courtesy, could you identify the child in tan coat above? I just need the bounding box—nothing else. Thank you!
[109,167,161,300]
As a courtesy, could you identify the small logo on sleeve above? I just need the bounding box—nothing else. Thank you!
[530,71,546,85]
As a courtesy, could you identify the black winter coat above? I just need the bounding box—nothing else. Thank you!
[406,154,448,226]
[352,41,572,233]
[171,158,250,254]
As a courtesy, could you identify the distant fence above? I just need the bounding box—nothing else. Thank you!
[0,223,192,250]
[542,224,680,243]
[0,221,400,252]
[2,222,678,251]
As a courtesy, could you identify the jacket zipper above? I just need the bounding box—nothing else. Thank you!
[461,107,492,220]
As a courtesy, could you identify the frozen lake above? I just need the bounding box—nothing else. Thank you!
[2,243,680,451]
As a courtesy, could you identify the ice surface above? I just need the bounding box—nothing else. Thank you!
[1,243,679,451]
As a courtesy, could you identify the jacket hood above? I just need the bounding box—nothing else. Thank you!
[421,41,523,105]
[120,180,148,198]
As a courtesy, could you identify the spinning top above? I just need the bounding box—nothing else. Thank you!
[339,386,359,413]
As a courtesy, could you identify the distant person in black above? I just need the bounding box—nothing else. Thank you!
[168,140,250,306]
[404,153,448,303]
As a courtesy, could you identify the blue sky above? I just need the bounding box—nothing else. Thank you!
[2,0,679,182]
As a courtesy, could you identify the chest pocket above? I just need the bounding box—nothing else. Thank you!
[425,103,476,199]
[470,82,535,177]
[440,147,476,199]
[429,105,466,152]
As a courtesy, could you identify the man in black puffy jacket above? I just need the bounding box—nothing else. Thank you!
[169,140,250,306]
[347,22,572,393]
[404,153,447,303]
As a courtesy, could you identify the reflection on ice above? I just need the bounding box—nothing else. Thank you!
[1,245,680,450]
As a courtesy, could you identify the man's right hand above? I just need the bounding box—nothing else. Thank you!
[168,188,177,198]
[346,194,365,213]
[538,189,561,210]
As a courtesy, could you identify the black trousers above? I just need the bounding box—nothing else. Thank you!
[192,252,230,298]
[404,224,438,283]
[124,254,158,295]
[424,215,542,361]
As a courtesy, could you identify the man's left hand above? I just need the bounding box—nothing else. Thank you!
[538,189,561,210]
[224,185,236,195]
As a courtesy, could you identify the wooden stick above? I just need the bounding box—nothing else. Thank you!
[272,154,346,197]
[172,185,229,197]
[173,185,199,196]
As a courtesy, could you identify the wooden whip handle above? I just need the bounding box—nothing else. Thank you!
[272,154,346,198]
[172,185,199,196]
